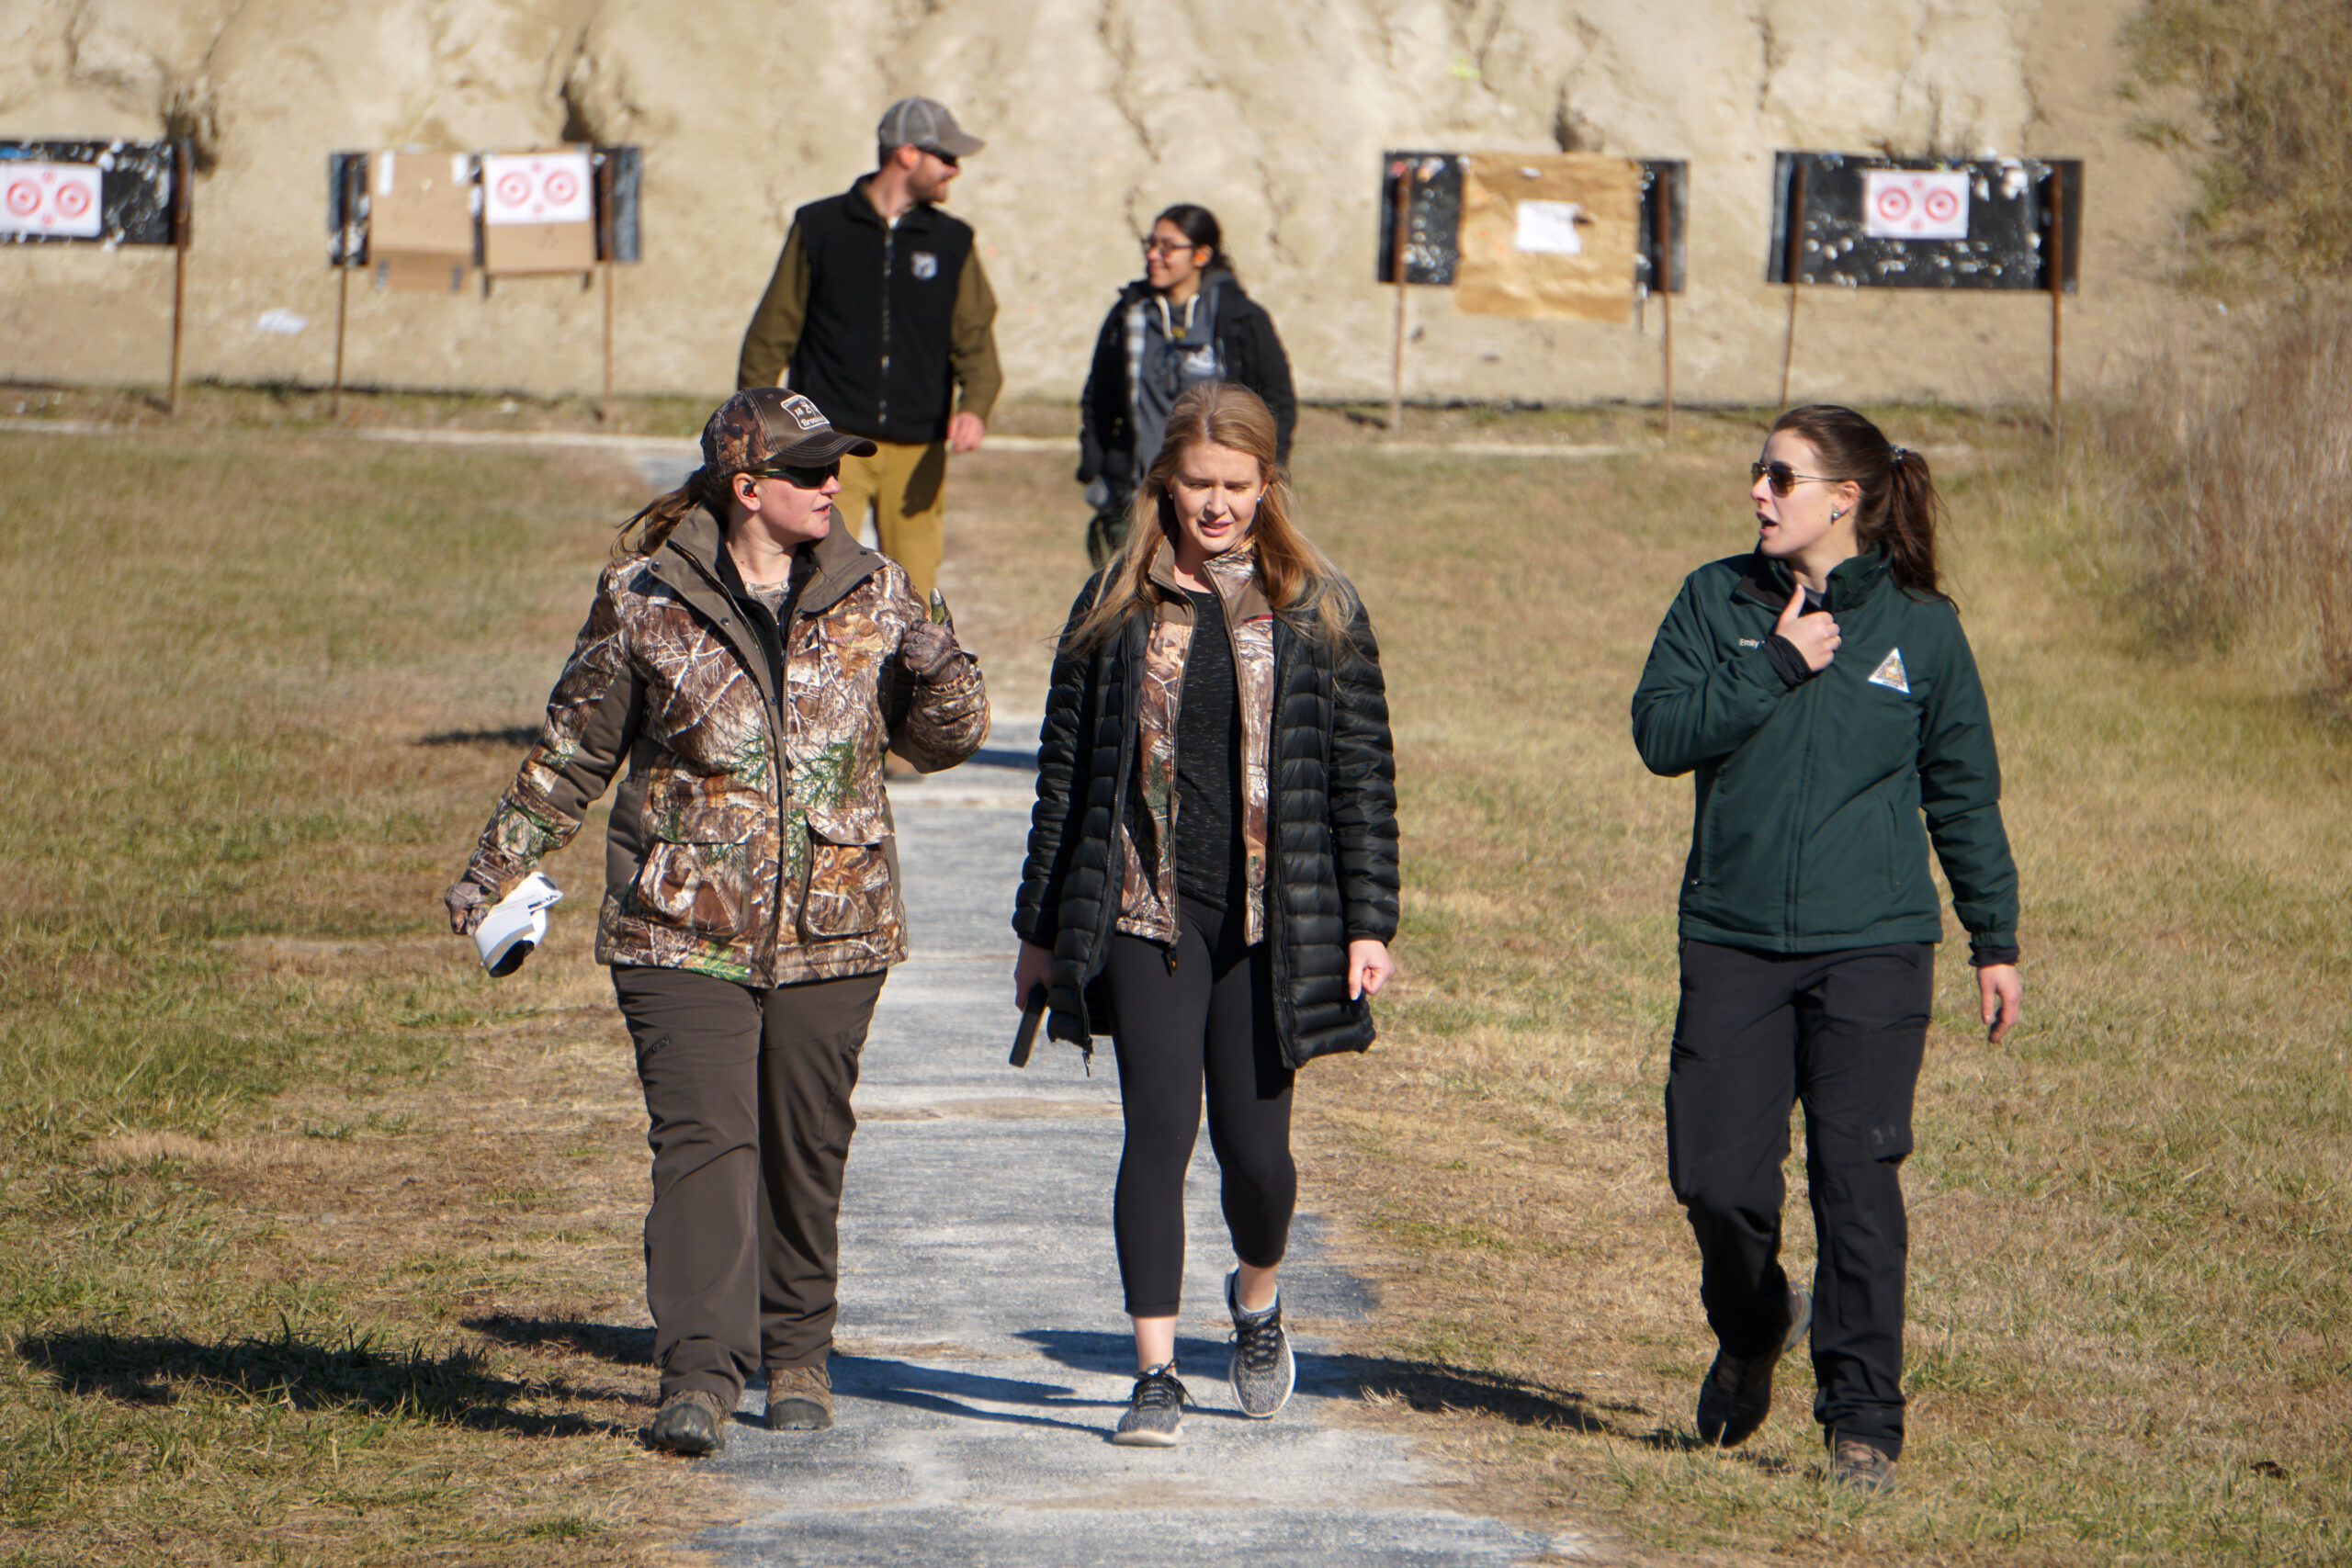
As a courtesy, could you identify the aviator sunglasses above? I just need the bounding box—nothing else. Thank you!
[1749,458,1839,496]
[751,459,841,490]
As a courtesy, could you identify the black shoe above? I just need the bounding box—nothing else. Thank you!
[1828,1430,1900,1493]
[1110,1363,1188,1447]
[1695,1287,1810,1448]
[647,1389,729,1456]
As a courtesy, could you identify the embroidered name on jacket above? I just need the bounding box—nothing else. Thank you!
[1867,649,1910,694]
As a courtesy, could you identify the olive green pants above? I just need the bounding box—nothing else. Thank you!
[613,964,887,1405]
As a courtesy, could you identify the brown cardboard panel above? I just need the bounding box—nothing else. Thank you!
[1455,153,1640,322]
[368,151,472,256]
[482,220,595,276]
[374,251,467,293]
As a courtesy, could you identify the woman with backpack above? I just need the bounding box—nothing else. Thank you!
[1016,382,1396,1446]
[1631,403,2023,1494]
[1075,205,1297,565]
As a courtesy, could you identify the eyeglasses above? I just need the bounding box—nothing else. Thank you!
[1750,459,1839,496]
[1141,237,1202,257]
[752,460,840,490]
[925,149,959,169]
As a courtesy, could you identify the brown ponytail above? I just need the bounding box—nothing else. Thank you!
[1771,404,1946,600]
[614,465,729,561]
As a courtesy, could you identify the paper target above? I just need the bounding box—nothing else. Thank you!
[1864,170,1971,240]
[481,151,593,227]
[0,164,104,238]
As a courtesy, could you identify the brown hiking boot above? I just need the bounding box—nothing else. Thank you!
[1695,1286,1811,1448]
[646,1388,730,1456]
[765,1362,834,1431]
[1828,1431,1900,1493]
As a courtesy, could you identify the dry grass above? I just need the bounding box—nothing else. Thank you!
[2122,0,2352,287]
[2087,301,2352,705]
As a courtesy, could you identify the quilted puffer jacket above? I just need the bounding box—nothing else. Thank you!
[460,512,988,986]
[1013,566,1399,1067]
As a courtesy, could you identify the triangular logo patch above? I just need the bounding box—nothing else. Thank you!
[1867,649,1910,694]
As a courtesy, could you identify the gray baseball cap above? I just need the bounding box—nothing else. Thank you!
[877,97,985,158]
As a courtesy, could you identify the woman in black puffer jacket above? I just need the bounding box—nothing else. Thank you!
[1013,382,1397,1449]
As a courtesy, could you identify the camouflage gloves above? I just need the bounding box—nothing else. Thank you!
[443,875,492,936]
[897,621,963,682]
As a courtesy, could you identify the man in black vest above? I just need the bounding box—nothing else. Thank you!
[737,97,1003,608]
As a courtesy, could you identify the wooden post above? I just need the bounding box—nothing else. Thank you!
[598,152,615,423]
[332,156,356,420]
[1389,162,1411,440]
[1654,165,1676,439]
[1779,160,1806,411]
[2047,164,2065,435]
[167,139,190,417]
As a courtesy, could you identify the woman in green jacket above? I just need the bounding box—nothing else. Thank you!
[1630,403,2022,1495]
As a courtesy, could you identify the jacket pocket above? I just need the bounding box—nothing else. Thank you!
[800,807,893,939]
[631,801,761,937]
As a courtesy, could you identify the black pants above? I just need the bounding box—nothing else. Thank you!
[1104,897,1296,1317]
[612,964,887,1404]
[1665,939,1933,1456]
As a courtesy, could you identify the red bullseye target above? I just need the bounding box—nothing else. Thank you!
[481,151,594,230]
[52,181,90,219]
[495,172,532,208]
[541,169,578,206]
[1874,186,1912,225]
[1861,169,1972,242]
[5,180,38,217]
[1922,186,1961,225]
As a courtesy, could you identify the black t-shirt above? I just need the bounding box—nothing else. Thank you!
[1173,590,1245,910]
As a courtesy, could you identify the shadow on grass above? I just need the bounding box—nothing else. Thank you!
[16,1327,633,1438]
[466,1313,654,1367]
[417,725,541,750]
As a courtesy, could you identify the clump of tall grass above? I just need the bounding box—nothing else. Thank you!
[2096,301,2352,705]
[2122,0,2352,287]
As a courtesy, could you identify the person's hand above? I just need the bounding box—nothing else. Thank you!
[443,875,491,937]
[1013,942,1054,1009]
[948,412,986,455]
[1775,581,1841,671]
[1978,963,2022,1043]
[898,621,960,680]
[1347,939,1395,1001]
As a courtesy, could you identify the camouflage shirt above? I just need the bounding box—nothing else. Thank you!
[1117,547,1276,946]
[460,513,988,986]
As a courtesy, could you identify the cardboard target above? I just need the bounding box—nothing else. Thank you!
[481,151,593,227]
[0,164,103,237]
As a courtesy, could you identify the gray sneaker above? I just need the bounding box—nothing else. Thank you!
[1828,1431,1900,1493]
[1111,1363,1188,1447]
[1226,1270,1295,1419]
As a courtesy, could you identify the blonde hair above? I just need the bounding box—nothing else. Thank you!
[1064,383,1355,651]
[613,465,730,561]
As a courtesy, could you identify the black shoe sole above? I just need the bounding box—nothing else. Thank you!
[765,1397,833,1431]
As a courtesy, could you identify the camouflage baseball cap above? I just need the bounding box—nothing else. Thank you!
[700,388,878,474]
[876,97,985,158]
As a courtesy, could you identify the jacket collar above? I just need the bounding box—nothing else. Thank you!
[1735,544,1891,614]
[844,175,936,235]
[1146,541,1274,625]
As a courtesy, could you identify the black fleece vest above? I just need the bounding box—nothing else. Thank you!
[786,183,975,445]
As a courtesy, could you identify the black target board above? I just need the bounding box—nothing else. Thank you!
[1766,152,2081,292]
[1376,151,1464,284]
[1637,159,1687,295]
[0,140,178,246]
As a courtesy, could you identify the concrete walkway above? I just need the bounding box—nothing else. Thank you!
[687,743,1590,1565]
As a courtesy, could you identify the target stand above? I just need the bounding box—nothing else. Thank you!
[326,145,641,419]
[1,139,193,413]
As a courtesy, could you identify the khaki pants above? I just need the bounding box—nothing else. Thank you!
[835,438,949,601]
[613,963,888,1404]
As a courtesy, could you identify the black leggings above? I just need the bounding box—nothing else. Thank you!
[1103,897,1296,1316]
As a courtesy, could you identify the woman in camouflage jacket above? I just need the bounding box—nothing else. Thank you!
[442,389,988,1456]
[1013,383,1398,1448]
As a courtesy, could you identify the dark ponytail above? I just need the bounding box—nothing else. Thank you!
[1771,404,1945,600]
[615,465,729,561]
[1152,203,1235,283]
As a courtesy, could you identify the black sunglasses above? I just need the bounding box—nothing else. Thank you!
[1750,458,1838,496]
[752,459,840,490]
[927,149,959,169]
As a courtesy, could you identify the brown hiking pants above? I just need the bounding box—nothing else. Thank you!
[612,964,887,1404]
